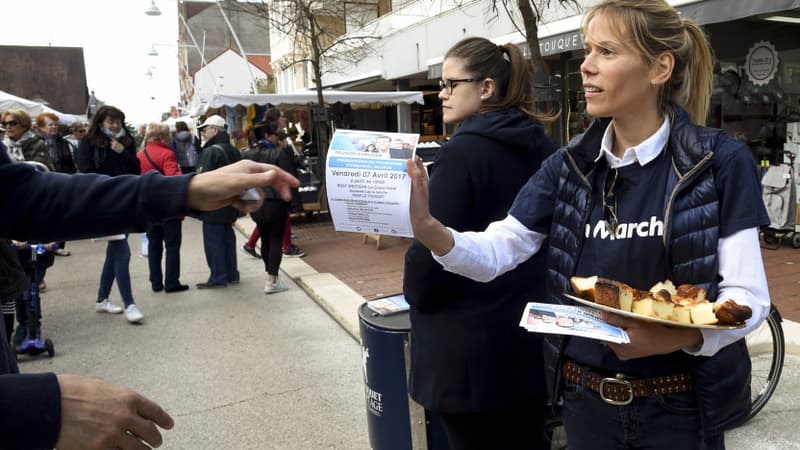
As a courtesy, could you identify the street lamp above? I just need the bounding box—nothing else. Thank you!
[144,0,161,16]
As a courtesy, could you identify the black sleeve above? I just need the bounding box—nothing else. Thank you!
[0,161,192,242]
[0,373,62,449]
[76,139,95,173]
[123,145,141,175]
[402,141,477,311]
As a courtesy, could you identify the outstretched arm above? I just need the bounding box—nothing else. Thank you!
[0,158,299,243]
[187,159,299,212]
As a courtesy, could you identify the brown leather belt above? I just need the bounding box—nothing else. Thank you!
[562,360,693,406]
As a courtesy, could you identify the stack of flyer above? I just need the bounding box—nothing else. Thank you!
[519,302,630,344]
[366,294,410,316]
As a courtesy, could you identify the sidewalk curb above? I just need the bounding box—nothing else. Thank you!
[234,218,364,343]
[235,219,800,357]
[782,319,800,356]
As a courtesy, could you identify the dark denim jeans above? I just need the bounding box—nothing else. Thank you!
[202,222,239,285]
[147,219,183,290]
[561,378,725,450]
[98,238,134,306]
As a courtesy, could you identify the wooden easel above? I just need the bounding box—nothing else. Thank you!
[362,233,383,250]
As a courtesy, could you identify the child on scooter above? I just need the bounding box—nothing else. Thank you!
[10,240,56,353]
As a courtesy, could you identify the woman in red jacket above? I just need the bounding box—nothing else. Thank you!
[138,123,189,294]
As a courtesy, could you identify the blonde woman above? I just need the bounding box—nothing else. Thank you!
[407,1,770,448]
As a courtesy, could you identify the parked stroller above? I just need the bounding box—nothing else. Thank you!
[761,151,800,249]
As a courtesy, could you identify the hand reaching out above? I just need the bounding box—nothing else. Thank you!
[187,159,300,213]
[56,374,174,450]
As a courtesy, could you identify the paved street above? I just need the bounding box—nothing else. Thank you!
[21,218,368,449]
[15,217,800,449]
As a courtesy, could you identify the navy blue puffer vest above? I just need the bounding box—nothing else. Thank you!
[543,106,750,436]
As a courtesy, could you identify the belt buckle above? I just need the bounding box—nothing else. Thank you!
[599,374,634,406]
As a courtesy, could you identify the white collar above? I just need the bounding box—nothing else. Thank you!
[594,115,671,169]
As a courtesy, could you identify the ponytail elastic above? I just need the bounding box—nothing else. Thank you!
[498,45,511,63]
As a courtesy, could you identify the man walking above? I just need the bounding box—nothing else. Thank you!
[195,115,241,289]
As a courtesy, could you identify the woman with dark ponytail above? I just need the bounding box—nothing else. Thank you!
[407,1,771,448]
[403,36,557,449]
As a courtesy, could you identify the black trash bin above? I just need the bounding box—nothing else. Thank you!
[358,301,449,450]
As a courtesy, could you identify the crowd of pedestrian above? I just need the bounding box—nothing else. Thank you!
[0,1,775,448]
[1,104,308,331]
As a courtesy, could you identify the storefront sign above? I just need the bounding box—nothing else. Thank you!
[745,40,779,86]
[539,31,583,57]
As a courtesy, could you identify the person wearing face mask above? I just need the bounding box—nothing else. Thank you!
[77,105,144,324]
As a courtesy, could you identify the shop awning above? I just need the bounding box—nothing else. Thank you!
[0,89,84,124]
[680,0,800,25]
[207,90,425,110]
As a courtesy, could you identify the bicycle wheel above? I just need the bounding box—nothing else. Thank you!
[745,306,785,422]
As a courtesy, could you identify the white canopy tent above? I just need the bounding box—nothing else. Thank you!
[0,89,84,125]
[196,90,425,116]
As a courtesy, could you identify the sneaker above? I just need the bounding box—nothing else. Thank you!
[124,304,144,323]
[283,245,305,258]
[264,279,289,294]
[38,281,47,292]
[95,299,123,314]
[55,248,71,256]
[241,244,260,258]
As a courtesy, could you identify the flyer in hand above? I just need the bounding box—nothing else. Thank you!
[325,129,419,238]
[519,302,631,344]
[366,294,410,316]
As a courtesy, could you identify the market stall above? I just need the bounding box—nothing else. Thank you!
[0,89,84,124]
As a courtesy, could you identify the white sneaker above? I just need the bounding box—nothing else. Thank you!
[264,279,288,295]
[95,299,123,314]
[124,304,144,323]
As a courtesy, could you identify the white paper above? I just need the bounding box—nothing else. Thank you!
[326,129,419,238]
[90,234,127,242]
[519,302,631,344]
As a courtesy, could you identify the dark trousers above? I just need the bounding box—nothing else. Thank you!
[561,377,725,449]
[202,222,239,285]
[3,312,12,344]
[256,216,286,276]
[147,219,183,290]
[438,395,549,450]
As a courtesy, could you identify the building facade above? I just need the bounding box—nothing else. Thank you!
[270,0,800,151]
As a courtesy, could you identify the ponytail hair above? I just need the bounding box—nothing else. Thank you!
[583,0,714,124]
[444,37,553,122]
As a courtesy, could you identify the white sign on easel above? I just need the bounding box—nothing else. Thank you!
[325,129,419,238]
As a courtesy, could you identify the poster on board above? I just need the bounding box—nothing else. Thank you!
[325,129,419,238]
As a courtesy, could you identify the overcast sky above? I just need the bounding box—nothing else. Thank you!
[0,0,182,125]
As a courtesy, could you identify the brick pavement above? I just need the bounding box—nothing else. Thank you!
[291,220,408,300]
[290,220,800,321]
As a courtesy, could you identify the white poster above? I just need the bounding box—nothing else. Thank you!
[326,129,419,238]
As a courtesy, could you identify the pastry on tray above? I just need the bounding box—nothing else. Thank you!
[569,276,752,326]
